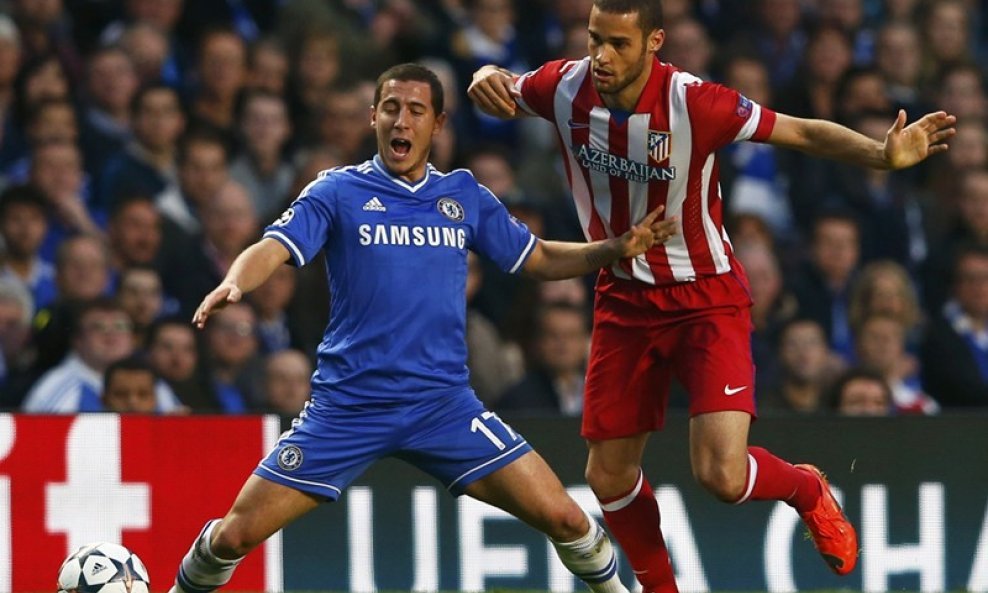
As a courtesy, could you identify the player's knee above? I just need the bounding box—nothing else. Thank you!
[585,463,638,498]
[210,519,263,559]
[693,464,746,503]
[543,501,589,542]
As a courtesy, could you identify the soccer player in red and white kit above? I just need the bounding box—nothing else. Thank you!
[469,0,956,589]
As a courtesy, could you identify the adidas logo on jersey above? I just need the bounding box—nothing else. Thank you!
[362,197,387,212]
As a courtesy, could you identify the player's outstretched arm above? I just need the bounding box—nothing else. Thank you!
[192,237,290,329]
[522,207,678,280]
[468,64,524,119]
[767,110,956,170]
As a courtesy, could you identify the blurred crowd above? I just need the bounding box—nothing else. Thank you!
[0,0,987,418]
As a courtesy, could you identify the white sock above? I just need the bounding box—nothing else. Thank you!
[552,511,630,593]
[172,519,244,593]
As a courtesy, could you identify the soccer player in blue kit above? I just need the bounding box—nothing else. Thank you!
[169,63,679,593]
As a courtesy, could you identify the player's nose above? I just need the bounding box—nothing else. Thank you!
[394,107,412,128]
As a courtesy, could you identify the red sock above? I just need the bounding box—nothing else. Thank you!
[598,471,678,593]
[737,446,822,512]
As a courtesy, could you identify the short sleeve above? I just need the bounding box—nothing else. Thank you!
[262,175,337,267]
[684,82,777,153]
[472,185,536,274]
[514,59,573,121]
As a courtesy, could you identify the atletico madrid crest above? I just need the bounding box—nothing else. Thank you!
[647,130,672,164]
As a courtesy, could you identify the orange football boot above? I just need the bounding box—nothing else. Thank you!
[795,464,859,575]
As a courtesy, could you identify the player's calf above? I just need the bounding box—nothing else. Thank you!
[170,519,244,593]
[551,510,630,593]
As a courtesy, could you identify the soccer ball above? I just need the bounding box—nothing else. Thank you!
[57,542,150,593]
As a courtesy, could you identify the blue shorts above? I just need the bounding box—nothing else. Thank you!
[255,389,532,500]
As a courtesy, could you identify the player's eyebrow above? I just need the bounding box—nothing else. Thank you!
[588,29,634,44]
[381,95,429,111]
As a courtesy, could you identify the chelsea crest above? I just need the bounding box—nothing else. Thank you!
[437,197,465,222]
[278,445,303,471]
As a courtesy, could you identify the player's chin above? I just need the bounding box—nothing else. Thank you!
[381,152,404,168]
[592,79,616,94]
[382,155,415,176]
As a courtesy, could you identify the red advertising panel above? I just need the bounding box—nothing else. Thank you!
[0,414,282,592]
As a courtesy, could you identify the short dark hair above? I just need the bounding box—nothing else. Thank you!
[109,193,156,221]
[777,317,826,346]
[950,241,988,284]
[829,367,891,410]
[812,207,860,239]
[374,63,444,115]
[197,27,245,62]
[130,83,182,117]
[146,315,197,349]
[238,90,290,135]
[177,126,231,166]
[86,44,132,75]
[71,296,127,338]
[0,184,47,219]
[55,233,108,271]
[104,355,157,390]
[461,143,514,169]
[239,88,286,114]
[249,36,287,67]
[936,61,986,92]
[14,53,70,121]
[835,65,885,105]
[593,0,664,33]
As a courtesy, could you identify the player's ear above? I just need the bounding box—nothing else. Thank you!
[370,105,377,129]
[647,28,665,54]
[433,112,447,136]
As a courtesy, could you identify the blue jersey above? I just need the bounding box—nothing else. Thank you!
[263,155,535,404]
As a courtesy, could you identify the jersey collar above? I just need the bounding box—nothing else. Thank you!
[587,55,666,115]
[372,154,432,193]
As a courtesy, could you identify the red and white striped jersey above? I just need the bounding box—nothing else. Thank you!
[515,56,777,286]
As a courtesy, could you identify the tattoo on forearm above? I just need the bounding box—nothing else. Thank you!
[585,245,613,269]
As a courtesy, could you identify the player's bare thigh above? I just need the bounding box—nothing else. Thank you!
[585,433,650,498]
[689,410,751,501]
[464,450,587,541]
[211,474,322,558]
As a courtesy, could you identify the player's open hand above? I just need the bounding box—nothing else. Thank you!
[618,206,679,258]
[192,282,243,329]
[884,109,956,169]
[468,65,520,119]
